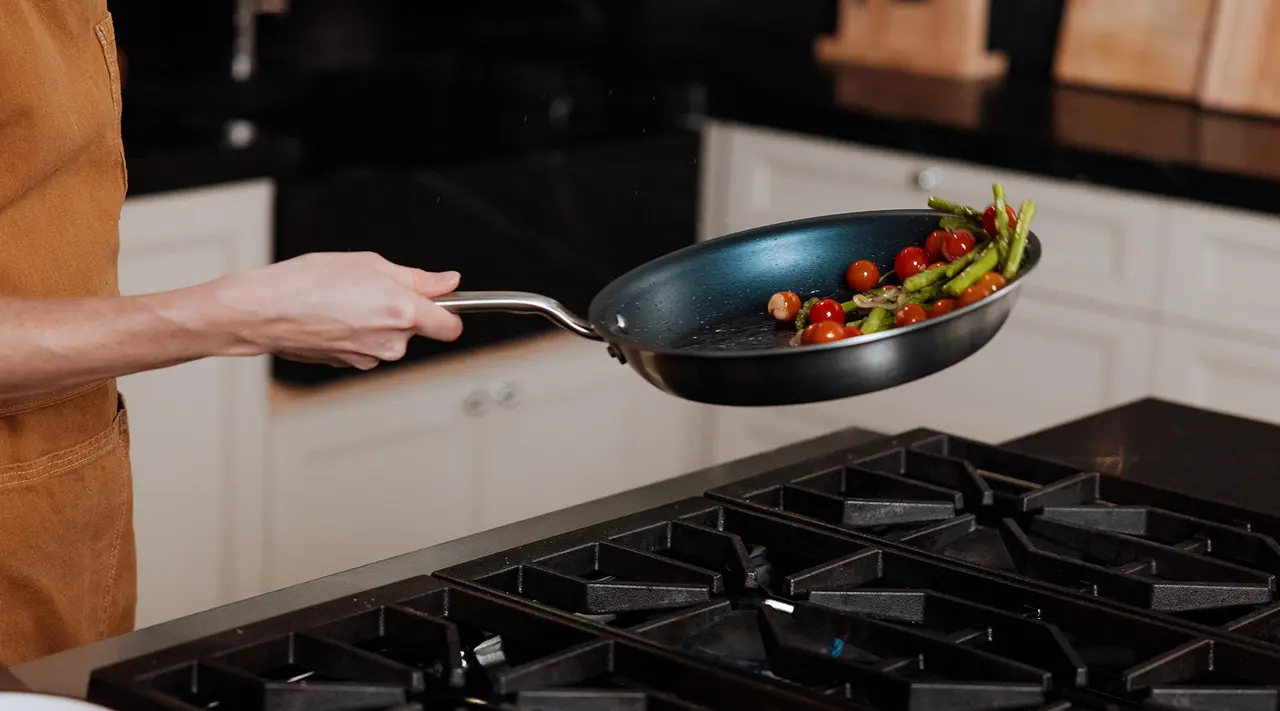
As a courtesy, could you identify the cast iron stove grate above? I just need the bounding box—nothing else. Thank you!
[706,428,1280,646]
[438,498,1280,710]
[86,576,852,711]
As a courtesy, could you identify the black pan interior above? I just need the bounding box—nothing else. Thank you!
[589,209,1037,353]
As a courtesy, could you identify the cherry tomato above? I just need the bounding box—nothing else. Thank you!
[807,298,845,326]
[801,321,847,345]
[927,261,948,271]
[959,284,989,308]
[894,246,929,281]
[982,203,1018,237]
[942,230,977,261]
[924,230,948,262]
[974,271,1008,294]
[927,298,957,318]
[844,325,863,338]
[768,291,801,322]
[894,303,928,328]
[845,260,879,293]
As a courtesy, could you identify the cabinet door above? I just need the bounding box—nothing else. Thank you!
[1154,328,1280,426]
[702,121,924,237]
[1161,202,1280,339]
[266,373,482,591]
[711,297,1156,462]
[475,337,706,530]
[116,180,273,627]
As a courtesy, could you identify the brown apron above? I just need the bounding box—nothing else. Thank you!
[0,0,136,664]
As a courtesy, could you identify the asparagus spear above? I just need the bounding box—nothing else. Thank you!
[927,196,983,222]
[794,297,820,330]
[943,245,1000,297]
[944,249,980,278]
[991,184,1014,261]
[1003,199,1036,280]
[860,308,893,334]
[904,264,948,292]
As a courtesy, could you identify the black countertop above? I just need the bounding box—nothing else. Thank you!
[13,396,1280,697]
[122,40,1280,217]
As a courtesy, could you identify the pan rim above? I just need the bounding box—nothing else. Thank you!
[588,208,1041,360]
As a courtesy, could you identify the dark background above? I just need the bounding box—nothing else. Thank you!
[108,0,1065,82]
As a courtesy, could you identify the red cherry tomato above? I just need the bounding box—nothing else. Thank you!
[768,291,801,322]
[982,204,1018,237]
[894,246,929,281]
[801,321,847,345]
[927,261,948,271]
[927,298,957,318]
[807,298,845,326]
[894,303,928,328]
[844,325,863,338]
[959,284,989,308]
[924,230,948,262]
[974,271,1008,294]
[845,260,879,293]
[942,230,977,261]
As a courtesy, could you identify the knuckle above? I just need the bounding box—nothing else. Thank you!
[380,339,409,361]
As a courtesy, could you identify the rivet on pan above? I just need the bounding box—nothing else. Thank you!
[615,314,628,332]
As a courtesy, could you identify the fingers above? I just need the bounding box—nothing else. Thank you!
[276,349,382,370]
[411,269,461,298]
[414,297,464,342]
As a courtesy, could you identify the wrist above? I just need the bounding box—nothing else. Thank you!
[155,281,266,358]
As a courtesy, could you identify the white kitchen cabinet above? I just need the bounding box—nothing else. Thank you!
[266,359,484,592]
[267,333,708,590]
[475,337,705,531]
[115,179,274,627]
[696,119,1183,461]
[1161,201,1280,339]
[1154,327,1280,425]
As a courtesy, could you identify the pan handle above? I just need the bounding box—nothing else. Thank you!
[433,291,603,341]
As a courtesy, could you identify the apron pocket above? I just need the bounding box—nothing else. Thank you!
[0,399,136,665]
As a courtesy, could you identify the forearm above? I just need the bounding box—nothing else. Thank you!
[0,284,255,399]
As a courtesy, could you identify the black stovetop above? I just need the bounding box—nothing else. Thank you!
[85,404,1280,711]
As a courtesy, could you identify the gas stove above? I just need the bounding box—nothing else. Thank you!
[86,428,1280,711]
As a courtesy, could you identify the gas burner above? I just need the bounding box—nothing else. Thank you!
[88,428,1280,711]
[709,430,1280,639]
[440,501,1280,711]
[88,577,843,711]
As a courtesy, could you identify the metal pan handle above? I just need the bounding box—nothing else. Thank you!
[433,291,603,341]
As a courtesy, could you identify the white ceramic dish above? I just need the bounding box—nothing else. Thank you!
[0,693,111,710]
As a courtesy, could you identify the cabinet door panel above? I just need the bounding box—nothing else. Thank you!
[1161,202,1280,339]
[476,338,705,530]
[267,377,481,591]
[117,181,271,627]
[1154,328,1280,427]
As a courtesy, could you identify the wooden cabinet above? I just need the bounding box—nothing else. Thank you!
[266,333,707,591]
[115,179,274,627]
[697,119,1280,460]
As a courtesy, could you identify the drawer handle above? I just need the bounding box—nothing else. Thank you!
[462,391,489,417]
[490,382,520,409]
[914,168,942,191]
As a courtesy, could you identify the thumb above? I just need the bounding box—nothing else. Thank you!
[411,269,461,297]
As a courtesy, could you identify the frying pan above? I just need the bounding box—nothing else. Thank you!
[435,209,1041,407]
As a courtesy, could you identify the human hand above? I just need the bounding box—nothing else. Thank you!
[210,251,463,370]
